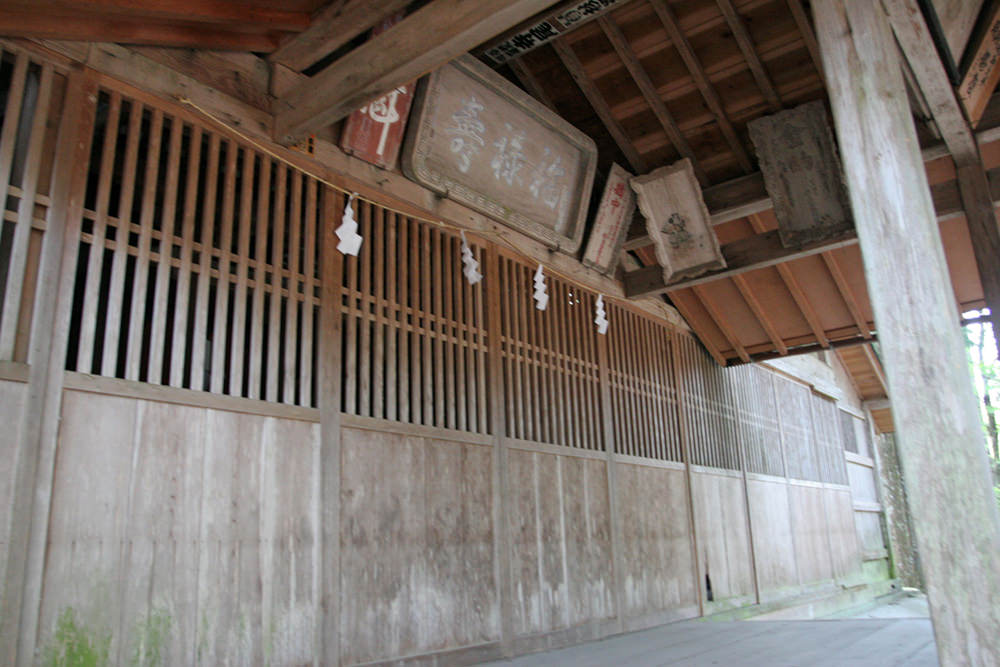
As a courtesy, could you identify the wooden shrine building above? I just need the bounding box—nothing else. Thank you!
[0,0,997,665]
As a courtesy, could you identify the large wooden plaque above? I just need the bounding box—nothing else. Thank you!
[582,163,635,275]
[631,160,725,283]
[402,55,597,252]
[748,101,853,248]
[339,14,415,170]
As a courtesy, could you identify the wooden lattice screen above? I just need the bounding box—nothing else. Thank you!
[606,302,681,461]
[0,47,68,363]
[731,364,784,477]
[813,394,849,485]
[340,202,490,434]
[497,251,603,449]
[774,375,822,481]
[676,333,740,469]
[65,85,322,407]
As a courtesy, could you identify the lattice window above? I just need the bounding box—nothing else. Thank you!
[65,86,322,407]
[497,252,602,449]
[606,303,681,461]
[676,334,740,469]
[339,202,490,434]
[840,410,859,454]
[774,375,821,481]
[0,48,67,362]
[732,364,784,477]
[813,394,848,485]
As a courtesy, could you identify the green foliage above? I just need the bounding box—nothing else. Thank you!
[130,608,171,667]
[40,608,111,667]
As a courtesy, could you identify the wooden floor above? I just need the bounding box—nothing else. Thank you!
[483,619,938,666]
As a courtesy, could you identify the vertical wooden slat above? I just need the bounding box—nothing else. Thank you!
[475,244,488,434]
[566,289,584,448]
[0,64,53,359]
[168,124,202,387]
[209,140,237,394]
[228,148,255,395]
[554,282,570,445]
[454,237,468,432]
[76,91,121,373]
[189,132,220,390]
[300,177,317,407]
[398,213,410,423]
[442,232,456,429]
[409,218,421,424]
[558,284,576,447]
[0,53,29,251]
[499,257,515,438]
[248,158,271,400]
[432,229,445,427]
[282,171,302,404]
[342,193,358,413]
[124,108,164,381]
[463,244,477,432]
[265,164,287,402]
[521,264,539,441]
[371,206,385,418]
[147,115,183,384]
[421,223,433,425]
[385,210,397,421]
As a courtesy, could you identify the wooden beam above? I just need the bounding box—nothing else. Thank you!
[648,0,754,172]
[274,0,559,144]
[268,0,411,72]
[821,252,873,338]
[715,0,782,111]
[129,47,272,110]
[508,56,558,112]
[956,161,1000,333]
[815,1,1000,663]
[551,36,646,173]
[788,0,826,85]
[0,9,284,52]
[731,273,789,355]
[624,228,859,297]
[670,292,729,365]
[861,343,889,396]
[692,285,751,362]
[884,0,979,165]
[746,334,874,363]
[2,0,311,31]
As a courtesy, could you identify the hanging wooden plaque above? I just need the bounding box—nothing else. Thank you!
[581,163,635,275]
[339,14,415,170]
[402,55,597,253]
[631,160,725,283]
[748,101,853,248]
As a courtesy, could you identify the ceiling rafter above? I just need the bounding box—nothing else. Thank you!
[820,252,872,339]
[715,0,782,111]
[691,285,751,363]
[786,0,825,86]
[670,291,729,365]
[508,56,558,112]
[647,0,753,173]
[731,273,789,355]
[551,36,647,173]
[595,15,704,182]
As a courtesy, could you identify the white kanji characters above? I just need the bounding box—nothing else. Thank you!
[491,124,526,185]
[445,96,486,173]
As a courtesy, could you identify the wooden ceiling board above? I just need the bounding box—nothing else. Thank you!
[783,255,857,333]
[940,215,986,307]
[829,245,876,326]
[699,278,772,348]
[739,266,815,339]
[671,288,734,360]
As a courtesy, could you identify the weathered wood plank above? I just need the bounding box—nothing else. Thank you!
[816,1,1000,663]
[274,0,561,142]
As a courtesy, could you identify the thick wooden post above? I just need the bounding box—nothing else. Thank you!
[319,188,344,665]
[814,2,1000,664]
[0,67,97,667]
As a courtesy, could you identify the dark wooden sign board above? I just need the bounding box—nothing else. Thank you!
[582,163,635,275]
[748,101,854,248]
[339,14,415,170]
[402,55,597,253]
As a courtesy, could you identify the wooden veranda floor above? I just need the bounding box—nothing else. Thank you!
[483,618,937,666]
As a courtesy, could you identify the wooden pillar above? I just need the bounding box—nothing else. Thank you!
[318,188,344,665]
[814,2,1000,663]
[0,67,97,667]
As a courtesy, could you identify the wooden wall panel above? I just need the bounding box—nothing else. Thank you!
[340,427,498,664]
[507,449,615,637]
[788,483,834,584]
[690,471,755,607]
[825,488,862,579]
[37,389,320,664]
[614,463,698,628]
[676,334,740,469]
[0,377,27,601]
[746,477,800,598]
